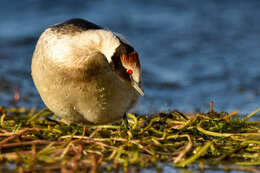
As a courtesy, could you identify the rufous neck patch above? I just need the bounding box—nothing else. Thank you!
[120,51,140,68]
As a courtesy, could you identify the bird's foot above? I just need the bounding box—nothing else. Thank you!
[121,113,129,130]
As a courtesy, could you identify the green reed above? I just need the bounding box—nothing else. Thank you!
[0,105,260,172]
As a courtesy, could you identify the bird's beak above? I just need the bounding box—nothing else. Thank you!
[130,76,144,96]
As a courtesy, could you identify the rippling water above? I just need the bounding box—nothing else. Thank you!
[1,1,260,172]
[1,0,260,115]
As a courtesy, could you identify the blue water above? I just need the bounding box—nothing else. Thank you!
[1,0,260,172]
[2,0,260,115]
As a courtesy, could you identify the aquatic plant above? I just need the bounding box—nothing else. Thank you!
[0,103,260,172]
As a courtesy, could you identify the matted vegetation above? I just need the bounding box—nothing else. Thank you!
[0,103,260,172]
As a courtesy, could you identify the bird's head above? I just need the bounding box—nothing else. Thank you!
[110,44,144,96]
[121,51,144,96]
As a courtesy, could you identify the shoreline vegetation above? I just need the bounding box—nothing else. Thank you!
[0,103,260,172]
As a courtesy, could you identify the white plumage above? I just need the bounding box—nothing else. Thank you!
[31,18,144,125]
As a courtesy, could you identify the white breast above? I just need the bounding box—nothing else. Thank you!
[31,27,139,125]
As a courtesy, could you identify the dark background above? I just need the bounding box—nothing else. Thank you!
[1,0,260,115]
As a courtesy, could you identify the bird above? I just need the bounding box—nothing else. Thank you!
[31,18,144,125]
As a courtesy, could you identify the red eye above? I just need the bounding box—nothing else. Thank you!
[127,69,133,75]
